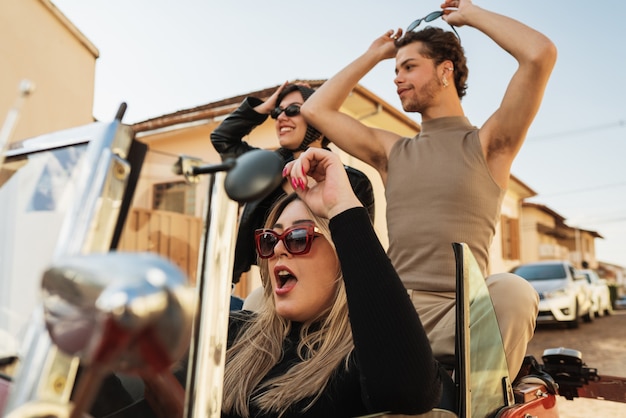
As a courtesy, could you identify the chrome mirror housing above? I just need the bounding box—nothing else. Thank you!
[42,252,195,373]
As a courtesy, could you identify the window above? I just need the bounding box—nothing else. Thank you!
[153,181,196,215]
[501,215,520,260]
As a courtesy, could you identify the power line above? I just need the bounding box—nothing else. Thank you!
[578,216,626,227]
[535,181,626,197]
[527,119,625,142]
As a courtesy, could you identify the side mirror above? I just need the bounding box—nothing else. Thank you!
[224,149,283,202]
[41,252,195,372]
[40,252,196,417]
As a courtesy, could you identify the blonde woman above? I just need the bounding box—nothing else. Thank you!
[142,148,441,417]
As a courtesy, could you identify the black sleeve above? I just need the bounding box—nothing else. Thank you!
[330,208,441,414]
[210,97,267,160]
[345,166,376,222]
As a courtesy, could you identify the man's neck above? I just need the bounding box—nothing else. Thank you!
[421,105,465,122]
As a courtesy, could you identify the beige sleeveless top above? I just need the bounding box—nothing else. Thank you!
[386,116,504,292]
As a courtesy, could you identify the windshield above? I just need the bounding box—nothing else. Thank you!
[0,144,87,358]
[581,271,598,285]
[464,244,511,417]
[512,264,566,281]
[0,135,212,362]
[115,150,211,286]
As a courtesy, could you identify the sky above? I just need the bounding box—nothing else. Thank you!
[51,0,626,267]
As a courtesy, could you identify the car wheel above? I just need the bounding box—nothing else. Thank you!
[567,302,580,329]
[583,305,595,323]
[596,301,605,318]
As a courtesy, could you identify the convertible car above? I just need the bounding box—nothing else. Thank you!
[0,107,623,418]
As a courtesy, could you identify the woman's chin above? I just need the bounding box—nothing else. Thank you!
[275,303,304,322]
[278,138,299,150]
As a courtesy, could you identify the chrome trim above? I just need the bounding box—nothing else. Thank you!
[184,172,239,418]
[3,120,134,416]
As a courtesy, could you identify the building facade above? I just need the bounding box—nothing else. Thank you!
[1,0,97,145]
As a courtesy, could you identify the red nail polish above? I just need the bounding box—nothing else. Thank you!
[291,178,298,189]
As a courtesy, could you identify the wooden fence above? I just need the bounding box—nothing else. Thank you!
[117,208,203,284]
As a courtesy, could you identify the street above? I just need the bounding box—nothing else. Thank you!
[524,310,626,417]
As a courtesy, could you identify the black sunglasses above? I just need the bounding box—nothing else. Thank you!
[406,10,460,41]
[255,223,321,258]
[270,104,301,119]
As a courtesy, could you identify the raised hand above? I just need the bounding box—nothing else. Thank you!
[369,29,403,60]
[283,148,362,219]
[254,80,289,114]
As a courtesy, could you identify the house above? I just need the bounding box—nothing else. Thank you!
[520,202,603,269]
[1,0,97,144]
[489,175,536,274]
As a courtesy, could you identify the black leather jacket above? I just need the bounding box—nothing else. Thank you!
[211,97,376,283]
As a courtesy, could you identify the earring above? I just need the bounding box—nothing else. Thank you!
[442,77,449,87]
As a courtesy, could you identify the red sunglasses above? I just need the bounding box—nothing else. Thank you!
[255,223,321,259]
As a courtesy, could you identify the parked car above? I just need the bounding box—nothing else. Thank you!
[511,260,594,328]
[615,295,626,310]
[579,269,613,317]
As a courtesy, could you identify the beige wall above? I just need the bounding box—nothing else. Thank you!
[563,229,599,269]
[520,207,543,262]
[1,0,98,144]
[519,204,601,269]
[520,206,569,262]
[580,232,598,268]
[490,188,522,274]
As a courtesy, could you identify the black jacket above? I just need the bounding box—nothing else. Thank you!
[211,97,376,283]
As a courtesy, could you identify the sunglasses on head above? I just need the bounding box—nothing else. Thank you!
[255,223,321,259]
[406,9,461,41]
[270,103,302,119]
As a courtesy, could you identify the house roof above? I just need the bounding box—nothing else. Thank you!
[132,80,421,134]
[523,202,603,239]
[523,202,567,222]
[509,174,537,198]
[42,0,99,58]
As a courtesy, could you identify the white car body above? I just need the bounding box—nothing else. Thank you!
[511,260,593,328]
[580,269,613,317]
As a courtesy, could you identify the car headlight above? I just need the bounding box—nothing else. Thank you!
[543,288,568,299]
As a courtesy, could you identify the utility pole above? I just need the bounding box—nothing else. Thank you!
[0,79,35,167]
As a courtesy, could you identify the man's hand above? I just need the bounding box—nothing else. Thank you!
[369,29,403,60]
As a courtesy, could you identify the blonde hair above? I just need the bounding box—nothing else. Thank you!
[222,194,354,417]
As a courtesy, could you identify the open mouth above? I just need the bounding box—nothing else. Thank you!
[274,267,297,292]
